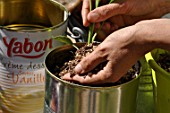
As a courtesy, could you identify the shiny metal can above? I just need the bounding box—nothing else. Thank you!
[44,43,141,113]
[0,0,68,113]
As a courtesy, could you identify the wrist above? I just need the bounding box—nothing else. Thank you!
[135,19,170,52]
[133,21,158,54]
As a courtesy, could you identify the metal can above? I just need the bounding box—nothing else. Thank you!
[0,0,68,113]
[44,43,141,113]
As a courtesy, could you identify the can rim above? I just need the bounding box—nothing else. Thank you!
[0,0,69,32]
[45,43,142,89]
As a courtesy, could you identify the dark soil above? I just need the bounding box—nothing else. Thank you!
[157,54,170,73]
[54,43,140,86]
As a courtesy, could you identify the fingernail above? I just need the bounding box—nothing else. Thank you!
[75,64,83,74]
[61,73,70,80]
[83,20,89,27]
[88,13,99,21]
[61,76,64,79]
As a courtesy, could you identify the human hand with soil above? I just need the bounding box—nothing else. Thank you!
[82,0,170,40]
[62,19,170,84]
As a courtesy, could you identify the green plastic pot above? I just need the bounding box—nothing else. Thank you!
[145,49,170,113]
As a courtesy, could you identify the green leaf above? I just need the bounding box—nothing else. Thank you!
[95,0,101,8]
[109,0,115,3]
[53,35,79,50]
[53,36,73,45]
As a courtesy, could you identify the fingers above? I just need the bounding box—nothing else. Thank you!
[87,3,127,23]
[82,0,90,27]
[62,62,121,85]
[94,22,119,41]
[82,0,127,26]
[74,48,105,74]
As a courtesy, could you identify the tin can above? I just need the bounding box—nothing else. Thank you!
[0,0,68,113]
[44,43,141,113]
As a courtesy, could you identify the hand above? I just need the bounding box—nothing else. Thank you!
[62,19,170,85]
[82,0,170,40]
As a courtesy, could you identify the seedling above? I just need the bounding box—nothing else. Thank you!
[54,0,115,47]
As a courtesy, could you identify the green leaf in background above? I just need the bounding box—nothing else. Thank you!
[109,0,115,3]
[95,0,101,8]
[53,36,79,50]
[53,36,73,45]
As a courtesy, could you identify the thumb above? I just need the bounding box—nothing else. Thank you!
[74,51,105,74]
[87,3,127,22]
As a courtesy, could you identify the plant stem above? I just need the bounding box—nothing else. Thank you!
[88,24,94,44]
[88,0,115,44]
[88,0,94,44]
[88,0,101,44]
